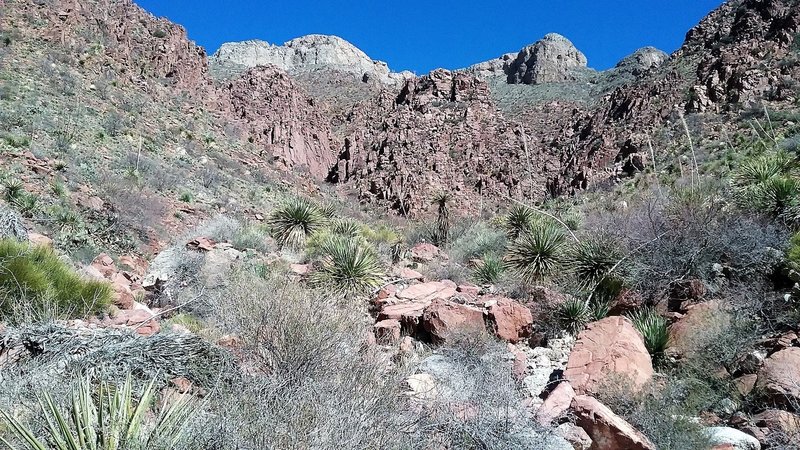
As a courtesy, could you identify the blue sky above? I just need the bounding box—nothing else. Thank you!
[135,0,725,74]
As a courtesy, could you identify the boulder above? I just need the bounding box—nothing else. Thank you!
[564,316,653,395]
[571,395,655,450]
[103,308,160,336]
[555,423,592,450]
[27,232,53,247]
[409,243,440,262]
[377,300,430,327]
[0,205,27,241]
[373,319,401,344]
[668,301,727,357]
[536,382,576,426]
[753,409,800,436]
[487,297,533,343]
[756,347,800,406]
[394,267,424,281]
[705,426,761,450]
[396,280,457,302]
[421,299,485,342]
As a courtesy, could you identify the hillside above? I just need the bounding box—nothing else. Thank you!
[0,0,799,449]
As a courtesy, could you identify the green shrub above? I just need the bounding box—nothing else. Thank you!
[733,150,799,218]
[310,235,384,297]
[472,255,505,285]
[11,193,38,218]
[505,221,566,283]
[448,221,507,263]
[627,308,669,362]
[179,191,193,203]
[267,197,327,249]
[0,239,111,320]
[789,232,800,269]
[0,375,195,450]
[557,298,590,335]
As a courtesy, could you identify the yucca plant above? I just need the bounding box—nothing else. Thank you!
[503,205,536,239]
[310,235,384,297]
[0,375,195,450]
[3,178,24,202]
[627,308,669,362]
[567,237,623,289]
[557,298,590,335]
[52,207,82,233]
[505,221,566,283]
[267,197,327,249]
[472,255,505,285]
[12,193,38,218]
[733,150,799,216]
[588,299,611,322]
[431,192,452,247]
[328,218,363,238]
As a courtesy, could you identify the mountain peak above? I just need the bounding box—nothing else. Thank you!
[210,34,411,85]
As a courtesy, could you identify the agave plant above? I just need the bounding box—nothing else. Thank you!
[310,235,385,297]
[472,255,505,285]
[0,375,195,450]
[557,298,590,335]
[503,205,536,239]
[627,308,669,361]
[267,197,327,249]
[505,221,566,283]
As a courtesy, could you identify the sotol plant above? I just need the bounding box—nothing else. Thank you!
[432,192,452,247]
[505,220,566,283]
[557,298,590,335]
[503,205,536,239]
[0,375,195,450]
[310,235,384,297]
[472,255,505,285]
[267,197,327,249]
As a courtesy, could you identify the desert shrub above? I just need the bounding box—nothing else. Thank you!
[0,239,111,321]
[11,193,38,218]
[789,232,800,269]
[505,220,566,283]
[188,271,416,449]
[595,376,711,450]
[448,221,507,263]
[309,235,385,297]
[0,375,195,450]
[267,197,327,248]
[472,254,505,285]
[229,222,272,253]
[3,178,23,202]
[627,308,669,362]
[556,298,590,335]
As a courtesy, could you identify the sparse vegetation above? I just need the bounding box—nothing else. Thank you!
[627,307,670,362]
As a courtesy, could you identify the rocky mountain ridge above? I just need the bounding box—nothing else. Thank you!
[3,0,800,217]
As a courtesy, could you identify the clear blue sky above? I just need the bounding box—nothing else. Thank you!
[134,0,725,74]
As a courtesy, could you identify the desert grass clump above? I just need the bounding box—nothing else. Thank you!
[267,197,327,249]
[0,239,111,320]
[472,255,505,285]
[557,298,591,335]
[448,221,507,263]
[310,235,384,297]
[0,375,195,450]
[627,308,670,362]
[505,220,566,283]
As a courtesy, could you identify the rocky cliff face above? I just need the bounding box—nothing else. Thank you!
[210,35,413,86]
[4,0,799,217]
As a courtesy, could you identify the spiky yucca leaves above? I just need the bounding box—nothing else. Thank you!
[0,375,195,450]
[432,192,452,247]
[3,178,24,202]
[557,298,590,335]
[567,237,623,289]
[12,193,38,218]
[472,255,505,285]
[627,308,669,362]
[267,198,327,249]
[505,220,566,283]
[310,235,384,297]
[733,150,799,217]
[503,205,536,239]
